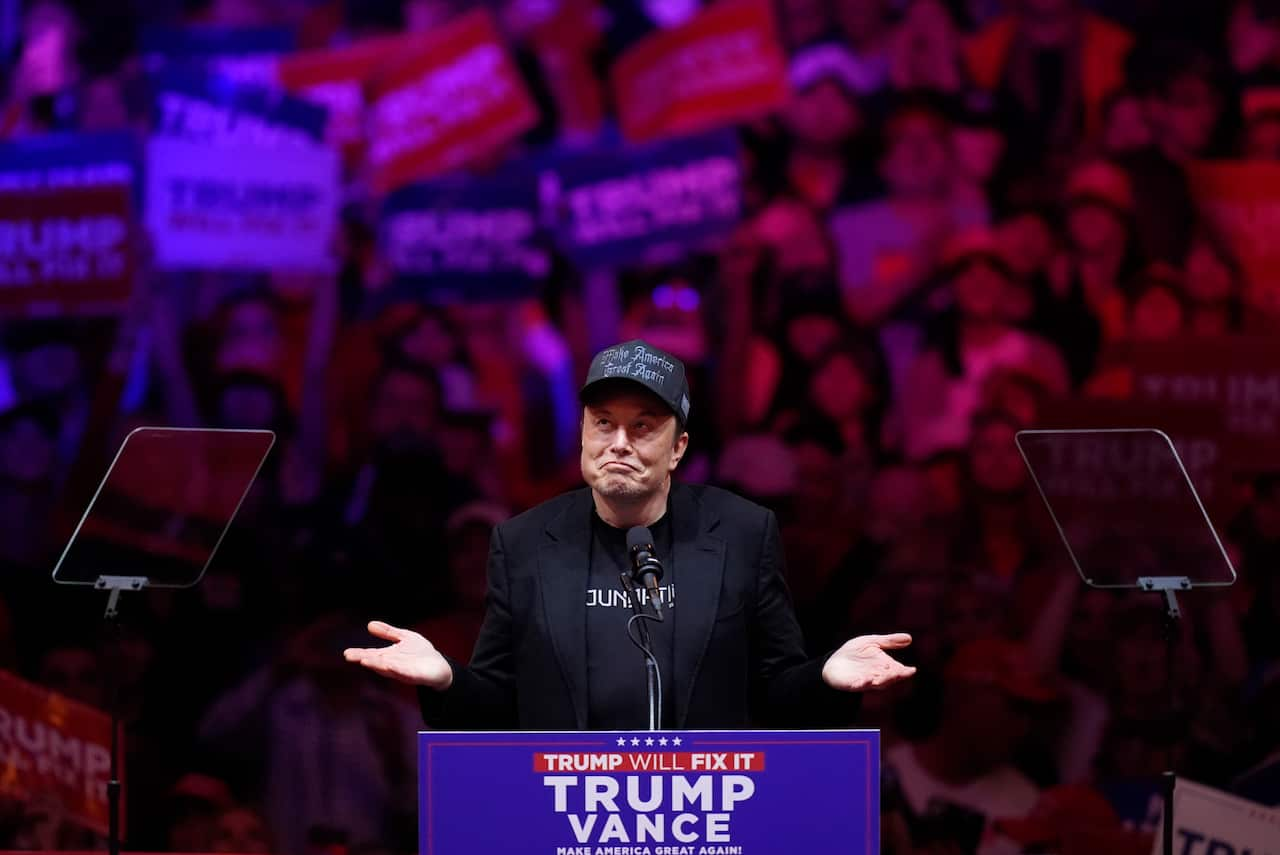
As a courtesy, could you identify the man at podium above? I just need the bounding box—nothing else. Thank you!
[345,339,916,729]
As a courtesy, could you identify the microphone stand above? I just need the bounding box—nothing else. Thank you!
[619,572,663,731]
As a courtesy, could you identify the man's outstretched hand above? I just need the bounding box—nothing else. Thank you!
[822,633,917,692]
[343,621,453,690]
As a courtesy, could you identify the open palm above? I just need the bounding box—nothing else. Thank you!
[343,621,453,690]
[822,633,917,692]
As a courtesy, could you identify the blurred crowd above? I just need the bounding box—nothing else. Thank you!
[3,0,1280,854]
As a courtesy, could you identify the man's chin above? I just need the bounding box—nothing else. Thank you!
[593,475,649,500]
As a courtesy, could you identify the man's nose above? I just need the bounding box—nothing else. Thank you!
[607,427,632,453]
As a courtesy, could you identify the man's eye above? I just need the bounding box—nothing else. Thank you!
[634,422,650,432]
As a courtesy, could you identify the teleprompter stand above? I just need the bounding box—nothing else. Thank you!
[51,427,275,855]
[1015,429,1237,855]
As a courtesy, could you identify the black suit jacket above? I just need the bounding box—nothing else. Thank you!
[419,482,859,730]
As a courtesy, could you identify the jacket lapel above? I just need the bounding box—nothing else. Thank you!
[670,484,724,728]
[539,490,592,729]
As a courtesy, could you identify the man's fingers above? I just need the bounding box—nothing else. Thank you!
[846,633,913,650]
[367,620,407,642]
[344,647,380,663]
[348,656,400,679]
[863,666,916,690]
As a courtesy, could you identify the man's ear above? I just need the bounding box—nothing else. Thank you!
[670,431,690,471]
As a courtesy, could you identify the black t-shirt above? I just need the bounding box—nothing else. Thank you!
[586,506,676,729]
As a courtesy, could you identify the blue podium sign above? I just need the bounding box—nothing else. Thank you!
[418,729,879,855]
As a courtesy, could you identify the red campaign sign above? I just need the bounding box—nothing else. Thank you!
[277,33,426,158]
[0,186,133,317]
[365,10,539,192]
[1189,162,1280,320]
[0,670,119,837]
[1124,337,1280,474]
[610,0,789,144]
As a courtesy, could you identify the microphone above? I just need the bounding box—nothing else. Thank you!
[626,526,665,614]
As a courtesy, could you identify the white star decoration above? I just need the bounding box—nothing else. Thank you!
[658,737,668,746]
[631,738,641,746]
[672,737,682,746]
[645,737,654,746]
[616,737,627,746]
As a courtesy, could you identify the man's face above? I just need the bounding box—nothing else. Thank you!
[39,647,102,707]
[754,199,833,278]
[80,76,129,131]
[782,80,861,151]
[218,299,282,373]
[810,353,872,422]
[1105,95,1152,154]
[1148,73,1222,157]
[969,419,1028,495]
[217,383,278,431]
[1185,239,1235,302]
[1131,285,1185,340]
[370,370,440,452]
[0,416,56,485]
[14,341,79,398]
[400,313,457,366]
[1066,201,1126,257]
[581,389,687,503]
[952,125,1005,185]
[953,258,1012,322]
[997,213,1055,278]
[786,313,841,363]
[212,809,272,854]
[881,113,951,198]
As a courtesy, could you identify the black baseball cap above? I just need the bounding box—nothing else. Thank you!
[579,339,691,427]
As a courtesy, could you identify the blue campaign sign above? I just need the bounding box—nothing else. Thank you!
[145,138,339,273]
[550,130,743,269]
[0,131,138,193]
[418,729,880,855]
[377,167,550,305]
[140,25,293,86]
[151,68,328,148]
[141,25,295,63]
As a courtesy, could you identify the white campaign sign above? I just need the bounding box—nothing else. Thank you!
[1153,778,1280,855]
[145,138,338,272]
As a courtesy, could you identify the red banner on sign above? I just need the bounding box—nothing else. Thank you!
[0,670,120,837]
[277,33,425,164]
[610,0,789,144]
[533,751,767,772]
[0,187,133,317]
[365,10,538,192]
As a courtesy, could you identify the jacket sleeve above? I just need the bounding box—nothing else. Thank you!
[748,508,862,727]
[418,525,518,729]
